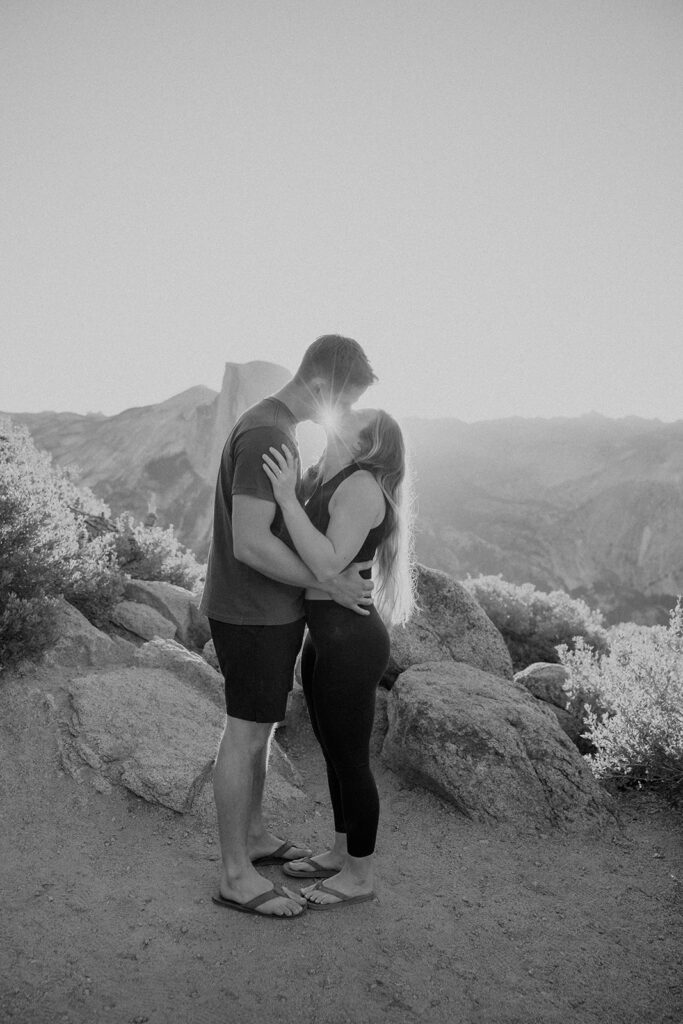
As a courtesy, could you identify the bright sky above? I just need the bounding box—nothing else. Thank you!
[1,0,682,422]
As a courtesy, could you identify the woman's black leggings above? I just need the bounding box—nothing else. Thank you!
[301,600,391,858]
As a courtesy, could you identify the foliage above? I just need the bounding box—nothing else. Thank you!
[559,604,683,800]
[1,421,206,672]
[0,590,60,674]
[463,573,608,671]
[62,533,124,627]
[0,421,123,670]
[113,512,204,594]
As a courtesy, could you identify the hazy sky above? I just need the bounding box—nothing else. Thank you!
[2,0,682,422]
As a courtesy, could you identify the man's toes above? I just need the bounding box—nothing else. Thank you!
[282,885,306,905]
[285,896,305,915]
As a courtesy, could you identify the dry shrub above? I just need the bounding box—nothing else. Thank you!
[463,573,607,671]
[0,421,124,671]
[559,603,683,800]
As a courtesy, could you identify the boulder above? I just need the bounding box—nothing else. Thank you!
[514,661,592,750]
[61,666,303,813]
[552,706,585,748]
[385,565,513,685]
[110,600,177,641]
[269,735,304,788]
[61,667,223,812]
[202,638,220,672]
[123,579,211,649]
[515,662,571,709]
[45,598,136,669]
[515,662,606,754]
[134,638,224,708]
[381,661,615,829]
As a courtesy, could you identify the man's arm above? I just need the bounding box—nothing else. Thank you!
[232,495,374,614]
[232,495,319,588]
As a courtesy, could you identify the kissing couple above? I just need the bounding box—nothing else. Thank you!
[200,334,415,917]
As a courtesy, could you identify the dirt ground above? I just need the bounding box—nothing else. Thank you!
[1,666,681,1024]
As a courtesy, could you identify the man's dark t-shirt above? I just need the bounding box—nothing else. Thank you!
[199,397,304,625]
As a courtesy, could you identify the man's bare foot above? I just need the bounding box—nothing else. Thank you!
[248,831,311,863]
[219,869,306,917]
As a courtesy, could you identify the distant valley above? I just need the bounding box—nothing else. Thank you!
[6,362,683,625]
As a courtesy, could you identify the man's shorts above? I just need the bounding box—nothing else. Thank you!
[208,617,306,724]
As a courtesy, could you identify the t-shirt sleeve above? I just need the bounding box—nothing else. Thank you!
[231,426,295,502]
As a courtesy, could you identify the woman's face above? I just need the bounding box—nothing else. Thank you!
[329,406,376,451]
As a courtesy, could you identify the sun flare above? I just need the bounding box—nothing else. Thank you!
[318,404,341,433]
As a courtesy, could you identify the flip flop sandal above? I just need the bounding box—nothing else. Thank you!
[304,880,377,911]
[282,856,339,879]
[252,840,312,866]
[211,883,305,918]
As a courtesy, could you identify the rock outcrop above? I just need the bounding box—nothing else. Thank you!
[514,661,606,753]
[134,638,224,709]
[59,658,302,814]
[61,667,222,812]
[40,590,303,817]
[202,638,220,672]
[45,599,136,669]
[385,564,513,684]
[123,579,210,649]
[110,600,177,641]
[515,662,571,708]
[381,661,615,829]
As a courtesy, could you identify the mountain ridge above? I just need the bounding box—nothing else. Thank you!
[4,363,682,624]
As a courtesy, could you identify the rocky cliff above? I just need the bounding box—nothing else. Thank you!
[7,362,289,556]
[6,368,683,624]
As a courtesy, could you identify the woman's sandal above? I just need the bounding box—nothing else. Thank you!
[282,856,340,879]
[304,880,377,910]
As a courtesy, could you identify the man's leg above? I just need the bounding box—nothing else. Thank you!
[210,617,309,868]
[245,724,311,861]
[213,716,268,875]
[247,727,271,845]
[213,715,305,915]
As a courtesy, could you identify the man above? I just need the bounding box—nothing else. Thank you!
[200,335,377,918]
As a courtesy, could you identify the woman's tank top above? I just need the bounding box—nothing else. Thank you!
[304,463,387,575]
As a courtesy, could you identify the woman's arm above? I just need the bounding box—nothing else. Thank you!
[262,445,384,583]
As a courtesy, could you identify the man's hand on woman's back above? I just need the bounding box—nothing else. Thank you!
[325,562,374,616]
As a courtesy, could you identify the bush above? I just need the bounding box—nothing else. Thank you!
[0,421,125,671]
[62,532,124,627]
[113,512,204,594]
[0,590,60,674]
[559,604,683,800]
[1,420,205,672]
[463,574,608,671]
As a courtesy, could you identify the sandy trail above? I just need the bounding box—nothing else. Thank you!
[1,670,681,1024]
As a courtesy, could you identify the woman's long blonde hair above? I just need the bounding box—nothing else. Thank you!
[354,410,416,628]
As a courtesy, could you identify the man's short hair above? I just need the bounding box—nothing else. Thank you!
[294,335,377,394]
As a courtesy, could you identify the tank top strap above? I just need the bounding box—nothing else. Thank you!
[319,461,364,491]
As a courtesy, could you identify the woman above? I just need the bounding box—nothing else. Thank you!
[262,407,415,909]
